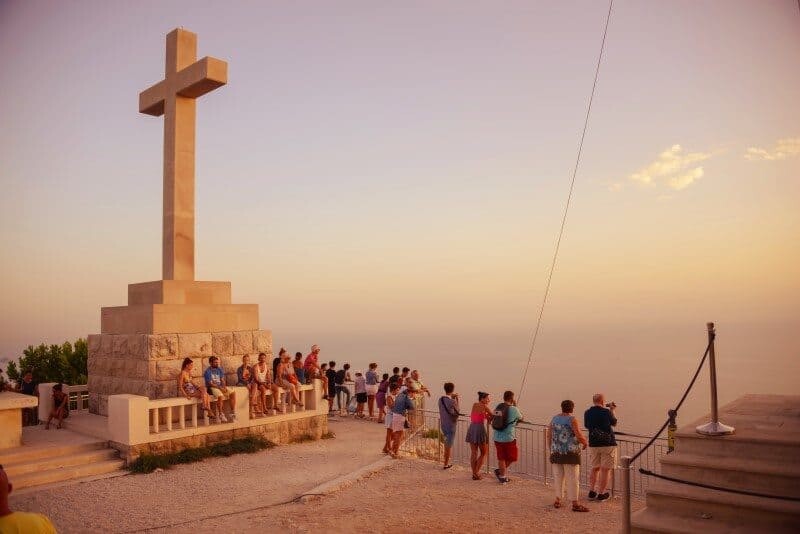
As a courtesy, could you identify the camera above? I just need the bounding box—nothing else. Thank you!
[605,402,617,409]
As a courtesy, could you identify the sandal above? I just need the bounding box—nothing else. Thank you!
[572,504,590,513]
[472,474,482,480]
[553,500,562,509]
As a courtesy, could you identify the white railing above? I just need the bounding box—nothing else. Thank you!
[37,382,90,423]
[109,380,325,446]
[400,409,668,497]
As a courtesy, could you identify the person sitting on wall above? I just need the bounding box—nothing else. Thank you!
[253,352,280,414]
[236,354,257,419]
[204,356,236,423]
[178,358,213,417]
[304,345,329,398]
[44,383,69,430]
[0,464,56,533]
[277,348,303,408]
[292,352,306,385]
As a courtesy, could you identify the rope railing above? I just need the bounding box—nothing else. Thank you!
[629,338,712,464]
[638,468,800,502]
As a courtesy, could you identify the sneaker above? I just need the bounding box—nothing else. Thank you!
[219,413,228,423]
[494,468,502,482]
[596,492,610,501]
[500,477,510,485]
[588,491,598,500]
[229,413,237,422]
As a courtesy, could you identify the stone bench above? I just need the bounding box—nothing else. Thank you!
[0,392,38,449]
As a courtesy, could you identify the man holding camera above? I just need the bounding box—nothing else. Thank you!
[584,393,618,501]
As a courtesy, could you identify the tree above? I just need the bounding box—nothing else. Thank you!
[4,339,88,386]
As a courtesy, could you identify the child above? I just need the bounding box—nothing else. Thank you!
[354,372,367,418]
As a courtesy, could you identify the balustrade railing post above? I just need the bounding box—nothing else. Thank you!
[696,322,735,436]
[621,455,632,534]
[542,429,548,485]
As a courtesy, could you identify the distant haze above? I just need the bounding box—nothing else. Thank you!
[0,1,798,427]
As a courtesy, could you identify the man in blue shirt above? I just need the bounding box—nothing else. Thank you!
[584,393,618,501]
[438,382,460,469]
[204,356,236,423]
[493,390,523,484]
[389,385,417,458]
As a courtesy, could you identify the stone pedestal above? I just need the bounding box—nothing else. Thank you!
[87,329,272,415]
[0,392,38,449]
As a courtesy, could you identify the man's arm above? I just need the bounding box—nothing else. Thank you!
[608,408,617,427]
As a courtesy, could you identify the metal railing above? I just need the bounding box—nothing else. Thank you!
[399,409,667,496]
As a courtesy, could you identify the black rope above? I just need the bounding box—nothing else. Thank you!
[629,339,712,463]
[518,0,614,400]
[639,468,800,502]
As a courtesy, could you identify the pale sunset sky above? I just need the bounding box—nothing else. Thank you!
[0,1,798,413]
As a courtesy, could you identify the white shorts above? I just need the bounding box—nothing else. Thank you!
[391,414,406,432]
[366,384,379,396]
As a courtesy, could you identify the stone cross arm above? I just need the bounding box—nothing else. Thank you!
[139,56,227,116]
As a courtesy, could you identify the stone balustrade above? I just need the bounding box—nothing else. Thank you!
[0,392,38,449]
[109,379,324,447]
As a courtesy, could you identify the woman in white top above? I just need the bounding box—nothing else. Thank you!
[253,352,280,413]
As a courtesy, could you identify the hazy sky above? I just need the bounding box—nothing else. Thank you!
[1,0,798,394]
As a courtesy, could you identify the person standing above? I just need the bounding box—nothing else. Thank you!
[325,362,337,414]
[16,371,38,426]
[584,393,618,501]
[0,465,56,533]
[365,363,380,419]
[354,372,367,418]
[389,385,417,458]
[549,399,589,512]
[492,390,523,484]
[334,363,352,415]
[465,391,493,480]
[438,382,460,469]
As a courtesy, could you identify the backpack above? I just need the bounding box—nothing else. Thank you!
[491,402,510,431]
[334,369,346,385]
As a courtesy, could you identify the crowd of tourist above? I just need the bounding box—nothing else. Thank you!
[433,381,619,513]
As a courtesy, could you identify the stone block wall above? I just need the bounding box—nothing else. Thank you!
[111,413,328,464]
[88,329,272,415]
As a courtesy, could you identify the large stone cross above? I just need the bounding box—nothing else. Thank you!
[139,28,228,281]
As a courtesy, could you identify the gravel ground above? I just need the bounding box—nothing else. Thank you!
[10,416,643,533]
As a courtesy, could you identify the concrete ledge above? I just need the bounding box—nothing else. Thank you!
[100,303,259,334]
[128,280,232,305]
[299,457,394,502]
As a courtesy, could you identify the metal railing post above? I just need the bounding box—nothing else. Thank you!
[542,428,548,485]
[621,455,632,534]
[696,322,735,436]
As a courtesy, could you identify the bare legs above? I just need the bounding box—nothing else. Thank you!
[470,443,488,479]
[367,394,376,418]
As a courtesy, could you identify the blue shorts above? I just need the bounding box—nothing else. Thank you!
[442,428,456,448]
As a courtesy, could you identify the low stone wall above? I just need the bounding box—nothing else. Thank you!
[87,329,273,415]
[112,413,327,464]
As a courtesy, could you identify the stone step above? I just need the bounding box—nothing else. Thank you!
[644,479,800,530]
[630,506,798,534]
[659,451,800,497]
[0,440,108,466]
[674,431,798,462]
[9,458,126,490]
[2,448,120,478]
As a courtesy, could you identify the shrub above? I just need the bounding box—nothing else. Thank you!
[128,436,272,474]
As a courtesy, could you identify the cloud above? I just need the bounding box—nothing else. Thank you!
[628,144,712,188]
[608,182,624,192]
[744,138,800,161]
[624,144,713,192]
[667,167,704,190]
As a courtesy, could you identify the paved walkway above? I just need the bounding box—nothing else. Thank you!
[9,415,388,533]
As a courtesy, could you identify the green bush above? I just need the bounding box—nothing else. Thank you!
[422,428,443,442]
[5,339,88,386]
[128,436,273,474]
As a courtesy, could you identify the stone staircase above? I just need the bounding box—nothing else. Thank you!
[0,438,125,491]
[630,394,800,533]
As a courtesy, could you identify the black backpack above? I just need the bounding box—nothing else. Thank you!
[491,402,510,431]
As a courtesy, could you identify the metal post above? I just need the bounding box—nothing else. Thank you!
[621,455,632,534]
[696,322,735,436]
[542,429,548,485]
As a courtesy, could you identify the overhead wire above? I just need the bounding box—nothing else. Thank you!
[518,0,614,399]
